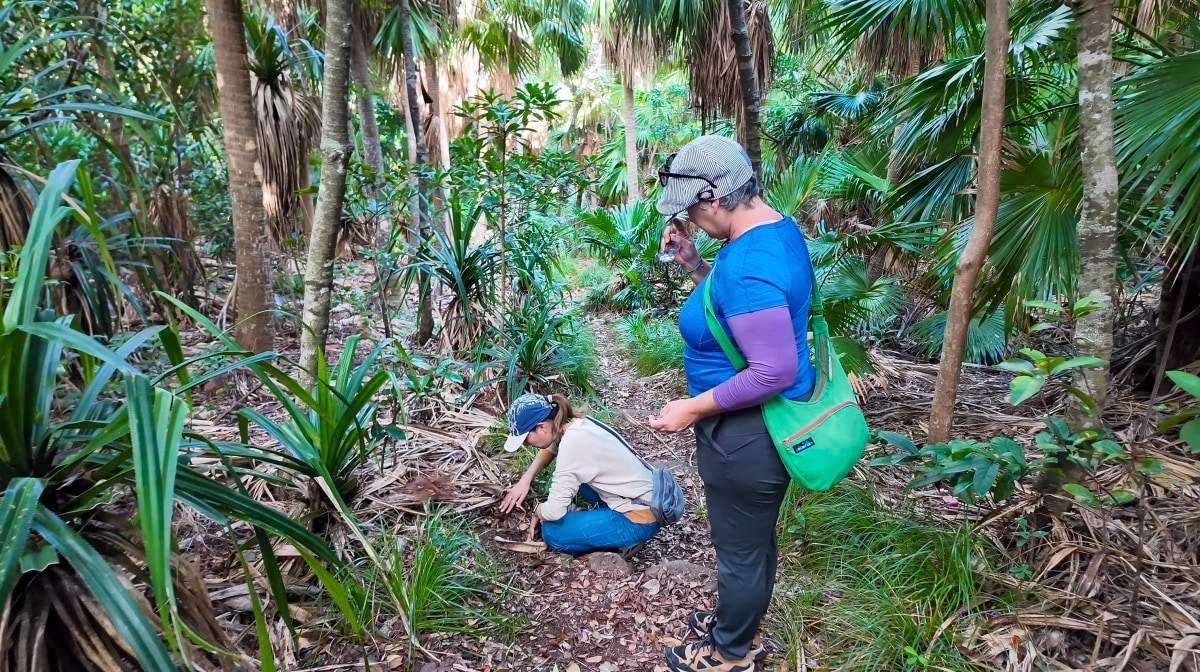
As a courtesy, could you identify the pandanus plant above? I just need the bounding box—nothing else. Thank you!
[0,161,342,671]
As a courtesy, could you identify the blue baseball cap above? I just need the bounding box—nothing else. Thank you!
[503,394,554,452]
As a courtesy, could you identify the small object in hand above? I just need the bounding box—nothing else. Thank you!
[657,247,678,264]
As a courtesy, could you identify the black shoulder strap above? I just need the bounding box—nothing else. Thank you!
[587,418,656,507]
[588,418,653,471]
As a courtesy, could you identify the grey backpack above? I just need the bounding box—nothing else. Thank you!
[591,419,686,527]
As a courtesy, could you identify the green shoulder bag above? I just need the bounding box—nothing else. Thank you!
[701,265,868,491]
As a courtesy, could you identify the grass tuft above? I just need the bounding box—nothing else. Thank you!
[614,312,684,376]
[768,484,995,671]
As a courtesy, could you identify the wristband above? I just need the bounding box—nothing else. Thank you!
[685,259,704,274]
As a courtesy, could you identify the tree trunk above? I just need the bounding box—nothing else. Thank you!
[297,0,353,380]
[1069,0,1119,428]
[399,0,435,344]
[927,0,1009,443]
[622,77,640,203]
[1150,251,1200,393]
[205,0,272,353]
[427,59,453,239]
[351,38,391,245]
[726,0,763,181]
[428,59,452,173]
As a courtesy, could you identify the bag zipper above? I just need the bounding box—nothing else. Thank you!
[781,400,856,448]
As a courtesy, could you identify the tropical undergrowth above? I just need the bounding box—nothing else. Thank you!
[768,484,996,671]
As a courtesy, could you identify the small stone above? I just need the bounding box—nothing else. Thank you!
[646,560,712,580]
[586,552,633,576]
[643,578,662,596]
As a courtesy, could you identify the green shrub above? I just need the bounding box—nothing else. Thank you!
[615,312,684,375]
[347,510,514,653]
[769,484,993,671]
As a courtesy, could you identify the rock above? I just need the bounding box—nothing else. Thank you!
[646,559,712,581]
[585,552,633,576]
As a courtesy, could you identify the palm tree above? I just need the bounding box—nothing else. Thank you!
[243,7,321,246]
[205,0,272,352]
[660,0,774,170]
[398,0,436,344]
[297,0,353,380]
[598,0,657,202]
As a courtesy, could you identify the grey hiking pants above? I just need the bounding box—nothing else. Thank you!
[695,405,791,660]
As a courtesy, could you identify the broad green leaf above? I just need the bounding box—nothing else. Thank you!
[867,454,913,466]
[1018,348,1047,361]
[1062,483,1099,505]
[33,507,175,670]
[1024,300,1063,312]
[1181,419,1200,453]
[1062,385,1097,415]
[0,479,43,604]
[973,462,1000,498]
[1166,370,1200,400]
[1135,458,1167,475]
[1105,489,1137,505]
[1049,357,1107,376]
[1009,376,1045,406]
[1157,408,1198,432]
[995,360,1036,374]
[872,430,918,454]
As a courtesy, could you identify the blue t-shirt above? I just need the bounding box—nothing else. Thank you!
[678,216,815,399]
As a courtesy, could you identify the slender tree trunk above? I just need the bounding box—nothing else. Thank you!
[427,60,453,239]
[1069,0,1119,428]
[351,38,391,245]
[297,0,353,380]
[726,0,763,180]
[622,77,640,203]
[1149,251,1200,393]
[205,0,272,353]
[927,0,1009,443]
[399,0,434,344]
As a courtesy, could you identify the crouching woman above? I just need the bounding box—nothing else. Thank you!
[499,393,661,554]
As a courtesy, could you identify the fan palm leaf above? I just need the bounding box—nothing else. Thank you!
[1115,49,1200,257]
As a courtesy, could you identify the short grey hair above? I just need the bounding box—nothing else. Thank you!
[718,176,760,209]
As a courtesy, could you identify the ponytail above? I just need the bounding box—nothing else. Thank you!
[545,394,580,441]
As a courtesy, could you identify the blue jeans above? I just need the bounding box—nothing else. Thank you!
[540,485,660,554]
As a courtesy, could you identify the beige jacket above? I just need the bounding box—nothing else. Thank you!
[539,418,654,521]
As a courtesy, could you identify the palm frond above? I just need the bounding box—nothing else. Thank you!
[1115,49,1200,257]
[905,308,1009,364]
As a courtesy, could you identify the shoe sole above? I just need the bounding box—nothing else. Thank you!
[664,649,756,672]
[687,621,767,663]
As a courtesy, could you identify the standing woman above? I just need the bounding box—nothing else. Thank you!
[648,135,815,672]
[499,393,662,555]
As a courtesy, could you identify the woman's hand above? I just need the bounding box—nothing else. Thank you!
[500,479,532,514]
[649,398,702,432]
[661,219,700,270]
[526,512,541,541]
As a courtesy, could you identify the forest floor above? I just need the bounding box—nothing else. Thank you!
[181,264,1200,672]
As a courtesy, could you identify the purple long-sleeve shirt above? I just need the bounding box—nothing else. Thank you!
[711,305,799,411]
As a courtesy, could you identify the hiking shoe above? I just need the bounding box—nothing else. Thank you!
[687,612,766,662]
[665,634,756,672]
